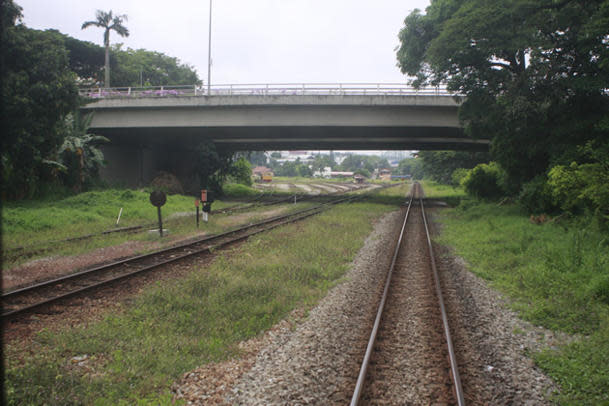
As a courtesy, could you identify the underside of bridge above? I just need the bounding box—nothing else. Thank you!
[94,126,485,151]
[84,94,488,188]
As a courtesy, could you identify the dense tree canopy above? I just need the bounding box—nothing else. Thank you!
[1,0,201,199]
[310,154,337,173]
[1,2,79,198]
[417,151,490,184]
[46,30,201,88]
[397,0,609,192]
[396,157,424,180]
[111,45,201,87]
[339,155,390,173]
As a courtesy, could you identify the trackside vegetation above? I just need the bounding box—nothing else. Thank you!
[5,186,409,404]
[2,189,232,248]
[2,186,296,268]
[436,199,609,404]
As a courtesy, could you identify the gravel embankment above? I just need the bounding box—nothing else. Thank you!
[431,209,559,404]
[175,210,404,404]
[174,207,560,405]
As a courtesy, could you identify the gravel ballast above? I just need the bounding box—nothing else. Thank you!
[174,207,559,405]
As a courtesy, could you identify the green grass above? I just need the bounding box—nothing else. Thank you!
[222,182,262,198]
[436,200,609,404]
[420,180,466,205]
[6,200,400,405]
[2,189,230,247]
[2,188,296,268]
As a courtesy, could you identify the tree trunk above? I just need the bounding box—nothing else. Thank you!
[104,34,110,88]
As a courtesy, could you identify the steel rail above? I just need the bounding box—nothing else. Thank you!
[2,208,325,319]
[5,184,381,297]
[3,195,350,298]
[350,184,415,405]
[5,185,366,259]
[4,192,281,258]
[350,182,465,405]
[420,191,465,406]
[2,193,363,319]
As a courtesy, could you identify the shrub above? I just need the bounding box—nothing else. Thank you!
[461,162,506,200]
[150,171,184,195]
[518,175,558,214]
[451,168,469,187]
[229,158,253,186]
[222,183,259,198]
[548,162,609,219]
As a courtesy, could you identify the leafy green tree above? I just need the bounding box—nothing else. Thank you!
[81,10,129,88]
[194,141,233,194]
[111,46,200,87]
[339,155,388,173]
[396,157,424,180]
[354,168,371,178]
[297,163,313,177]
[58,113,109,191]
[1,1,79,199]
[311,154,336,173]
[397,0,609,191]
[417,151,490,184]
[548,161,609,219]
[246,151,268,166]
[44,30,200,87]
[462,162,506,201]
[43,30,105,85]
[228,157,253,186]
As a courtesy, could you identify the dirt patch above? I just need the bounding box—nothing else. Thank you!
[3,241,160,291]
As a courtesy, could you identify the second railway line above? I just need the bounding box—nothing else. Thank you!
[2,185,393,321]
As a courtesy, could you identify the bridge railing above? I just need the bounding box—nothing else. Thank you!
[79,83,454,99]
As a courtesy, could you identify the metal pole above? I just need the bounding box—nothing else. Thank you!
[207,0,212,95]
[157,206,163,237]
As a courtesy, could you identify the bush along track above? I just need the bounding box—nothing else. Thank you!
[436,200,609,404]
[5,186,409,405]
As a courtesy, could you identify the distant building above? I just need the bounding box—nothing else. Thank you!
[252,166,272,176]
[330,171,355,178]
[379,168,392,181]
[252,166,273,182]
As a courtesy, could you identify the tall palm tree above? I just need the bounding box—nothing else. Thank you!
[82,10,129,88]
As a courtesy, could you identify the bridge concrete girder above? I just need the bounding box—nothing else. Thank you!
[83,94,488,151]
[82,94,488,187]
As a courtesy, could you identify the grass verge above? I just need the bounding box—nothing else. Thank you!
[420,180,465,205]
[2,189,235,249]
[2,189,311,268]
[436,200,609,404]
[6,199,399,404]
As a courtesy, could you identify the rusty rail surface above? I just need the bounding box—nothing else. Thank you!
[350,182,465,405]
[3,182,399,320]
[2,194,362,320]
[420,189,465,405]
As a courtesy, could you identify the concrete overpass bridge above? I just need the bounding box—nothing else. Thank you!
[80,83,488,187]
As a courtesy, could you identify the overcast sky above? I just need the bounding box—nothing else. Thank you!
[17,0,430,85]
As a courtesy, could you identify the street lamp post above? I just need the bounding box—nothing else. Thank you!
[207,0,212,95]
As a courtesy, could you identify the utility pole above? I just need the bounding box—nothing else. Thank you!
[207,0,212,95]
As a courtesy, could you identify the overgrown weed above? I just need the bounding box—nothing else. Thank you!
[6,200,399,404]
[437,200,609,403]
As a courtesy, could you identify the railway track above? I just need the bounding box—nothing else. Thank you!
[2,193,366,320]
[351,182,465,405]
[4,183,370,262]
